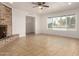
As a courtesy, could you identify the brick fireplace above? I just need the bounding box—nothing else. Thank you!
[0,3,12,39]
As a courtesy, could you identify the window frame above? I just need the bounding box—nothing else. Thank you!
[47,14,77,31]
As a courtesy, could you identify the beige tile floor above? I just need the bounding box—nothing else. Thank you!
[0,34,79,56]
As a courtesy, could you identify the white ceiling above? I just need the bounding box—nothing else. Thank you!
[3,2,79,14]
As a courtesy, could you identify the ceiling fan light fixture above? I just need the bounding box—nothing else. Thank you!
[68,2,72,5]
[38,6,43,9]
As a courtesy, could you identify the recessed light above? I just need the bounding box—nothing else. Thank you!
[9,2,13,4]
[68,2,72,5]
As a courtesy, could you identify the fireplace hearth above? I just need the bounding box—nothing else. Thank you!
[0,25,7,39]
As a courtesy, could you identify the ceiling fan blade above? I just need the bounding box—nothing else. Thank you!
[32,2,46,5]
[42,5,49,7]
[38,2,45,5]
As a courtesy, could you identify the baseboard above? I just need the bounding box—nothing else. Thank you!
[37,33,79,40]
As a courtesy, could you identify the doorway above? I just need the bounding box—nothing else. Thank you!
[26,16,35,35]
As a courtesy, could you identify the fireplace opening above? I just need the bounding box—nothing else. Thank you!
[0,25,7,39]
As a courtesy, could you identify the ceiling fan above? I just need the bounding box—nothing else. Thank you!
[32,2,49,9]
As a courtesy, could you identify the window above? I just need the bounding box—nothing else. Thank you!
[48,15,76,31]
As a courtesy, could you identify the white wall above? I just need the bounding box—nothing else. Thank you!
[38,9,79,38]
[3,2,79,38]
[12,5,79,38]
[12,8,26,37]
[12,8,39,37]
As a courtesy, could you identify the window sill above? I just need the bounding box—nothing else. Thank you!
[48,28,76,31]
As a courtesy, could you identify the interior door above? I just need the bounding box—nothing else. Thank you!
[26,16,35,34]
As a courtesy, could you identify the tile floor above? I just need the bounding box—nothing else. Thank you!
[0,34,79,56]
